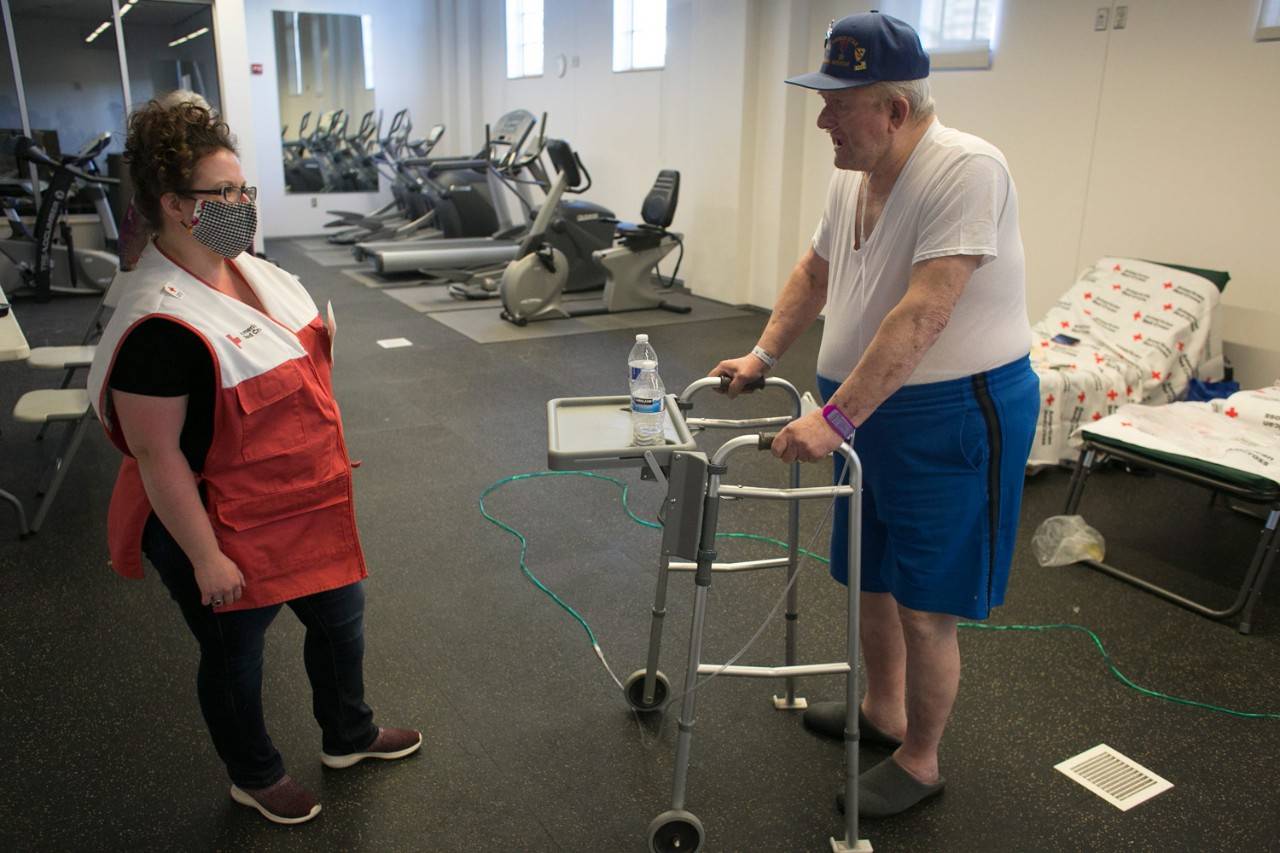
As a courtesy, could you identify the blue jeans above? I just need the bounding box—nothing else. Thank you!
[143,514,378,788]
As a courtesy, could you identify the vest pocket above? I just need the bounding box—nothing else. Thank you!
[210,472,356,577]
[234,361,307,461]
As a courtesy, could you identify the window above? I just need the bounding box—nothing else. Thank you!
[613,0,666,72]
[361,15,374,90]
[506,0,543,79]
[880,0,1000,70]
[1258,0,1280,41]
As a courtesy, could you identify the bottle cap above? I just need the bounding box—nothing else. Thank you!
[635,334,648,342]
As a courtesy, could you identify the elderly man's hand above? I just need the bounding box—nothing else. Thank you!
[771,409,843,463]
[709,355,766,399]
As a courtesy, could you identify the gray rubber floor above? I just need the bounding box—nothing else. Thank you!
[0,238,1276,853]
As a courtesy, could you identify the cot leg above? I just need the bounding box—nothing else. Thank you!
[1064,448,1096,514]
[1237,510,1280,635]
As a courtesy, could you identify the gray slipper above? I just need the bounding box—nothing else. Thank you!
[835,758,945,818]
[801,701,904,748]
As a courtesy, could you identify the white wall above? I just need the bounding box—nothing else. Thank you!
[212,1,259,249]
[237,0,441,237]
[1075,0,1280,385]
[761,0,1279,385]
[215,0,1280,384]
[470,0,755,306]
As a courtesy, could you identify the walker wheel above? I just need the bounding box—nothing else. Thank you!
[623,669,670,713]
[648,809,703,852]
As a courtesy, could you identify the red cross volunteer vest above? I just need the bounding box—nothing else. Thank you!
[86,243,366,611]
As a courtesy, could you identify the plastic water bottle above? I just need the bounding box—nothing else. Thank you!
[631,360,666,446]
[628,333,658,382]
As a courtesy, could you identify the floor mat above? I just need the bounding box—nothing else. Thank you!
[424,292,751,342]
[342,269,495,313]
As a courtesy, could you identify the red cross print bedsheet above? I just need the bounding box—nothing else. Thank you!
[1028,258,1225,467]
[1076,385,1280,486]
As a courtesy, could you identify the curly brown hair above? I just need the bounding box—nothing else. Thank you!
[124,100,237,231]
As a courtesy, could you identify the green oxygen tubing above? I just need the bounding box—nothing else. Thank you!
[478,469,1280,721]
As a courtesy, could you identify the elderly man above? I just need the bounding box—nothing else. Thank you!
[712,12,1038,818]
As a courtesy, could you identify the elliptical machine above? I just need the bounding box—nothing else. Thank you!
[499,153,688,326]
[0,135,119,302]
[444,138,614,301]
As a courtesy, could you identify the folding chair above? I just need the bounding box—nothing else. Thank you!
[27,273,120,439]
[11,388,94,534]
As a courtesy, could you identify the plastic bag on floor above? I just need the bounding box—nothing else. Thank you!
[1032,515,1106,567]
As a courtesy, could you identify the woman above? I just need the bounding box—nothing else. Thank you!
[86,100,418,825]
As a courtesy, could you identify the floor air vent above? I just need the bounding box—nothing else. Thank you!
[1054,744,1173,811]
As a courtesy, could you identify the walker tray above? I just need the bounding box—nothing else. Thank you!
[546,395,697,470]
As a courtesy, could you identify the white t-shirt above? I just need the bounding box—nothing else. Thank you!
[812,120,1030,384]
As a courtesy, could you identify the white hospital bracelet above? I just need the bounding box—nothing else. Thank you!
[751,345,777,370]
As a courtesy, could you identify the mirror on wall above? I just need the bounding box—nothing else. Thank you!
[273,10,377,193]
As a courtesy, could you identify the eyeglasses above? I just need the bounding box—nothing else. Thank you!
[181,185,258,204]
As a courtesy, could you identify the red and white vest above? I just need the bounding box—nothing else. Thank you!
[86,244,366,611]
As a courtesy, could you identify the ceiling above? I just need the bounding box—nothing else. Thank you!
[5,0,211,30]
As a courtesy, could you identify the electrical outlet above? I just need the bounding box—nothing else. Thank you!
[1114,5,1128,28]
[1095,7,1110,30]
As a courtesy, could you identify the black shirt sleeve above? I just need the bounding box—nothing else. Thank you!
[108,317,216,472]
[109,317,209,397]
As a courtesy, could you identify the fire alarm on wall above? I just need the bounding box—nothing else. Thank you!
[251,63,263,75]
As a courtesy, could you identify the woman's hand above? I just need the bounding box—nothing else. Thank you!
[192,550,246,607]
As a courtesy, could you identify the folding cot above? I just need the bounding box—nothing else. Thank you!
[1030,257,1229,467]
[1062,387,1280,633]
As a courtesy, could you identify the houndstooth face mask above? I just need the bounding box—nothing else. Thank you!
[189,198,257,258]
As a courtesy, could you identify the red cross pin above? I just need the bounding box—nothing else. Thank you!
[1083,292,1092,300]
[1121,420,1133,427]
[1045,395,1055,405]
[1107,389,1118,400]
[1151,370,1162,380]
[1226,407,1239,418]
[1040,340,1050,347]
[1060,320,1070,328]
[1163,303,1173,311]
[1133,333,1143,341]
[1113,264,1122,271]
[1163,281,1173,289]
[1084,309,1093,316]
[1077,392,1086,403]
[1094,353,1105,364]
[1092,412,1102,420]
[1126,385,1133,396]
[1112,284,1122,290]
[1133,311,1142,320]
[1176,341,1185,351]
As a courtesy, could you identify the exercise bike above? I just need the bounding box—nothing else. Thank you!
[499,150,688,326]
[0,135,119,302]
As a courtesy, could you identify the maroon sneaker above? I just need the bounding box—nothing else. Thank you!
[321,726,422,769]
[230,775,321,825]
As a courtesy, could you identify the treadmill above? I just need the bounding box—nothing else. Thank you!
[354,110,547,275]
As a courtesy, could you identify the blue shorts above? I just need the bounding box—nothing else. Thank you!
[819,356,1039,619]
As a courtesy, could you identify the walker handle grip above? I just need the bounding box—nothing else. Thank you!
[758,432,778,450]
[718,375,767,393]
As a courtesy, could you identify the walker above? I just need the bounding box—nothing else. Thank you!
[546,376,872,853]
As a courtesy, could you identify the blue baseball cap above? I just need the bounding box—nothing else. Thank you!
[785,11,930,90]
